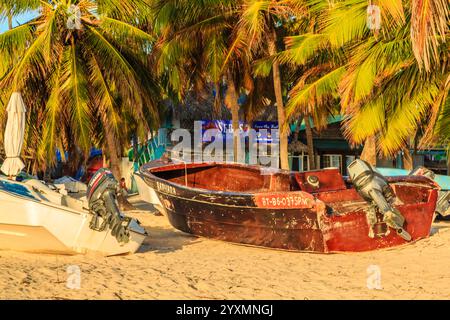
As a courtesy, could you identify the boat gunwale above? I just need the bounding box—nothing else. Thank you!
[0,178,89,216]
[139,161,438,199]
[140,162,272,197]
[139,161,350,197]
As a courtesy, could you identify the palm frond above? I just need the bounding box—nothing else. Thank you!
[410,0,449,71]
[99,17,155,49]
[204,33,226,83]
[0,23,34,77]
[378,80,441,155]
[84,25,144,117]
[60,42,91,153]
[322,0,368,48]
[38,54,63,164]
[280,33,329,65]
[286,66,345,120]
[88,54,121,134]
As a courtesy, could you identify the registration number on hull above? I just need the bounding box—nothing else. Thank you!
[254,192,315,209]
[156,181,177,195]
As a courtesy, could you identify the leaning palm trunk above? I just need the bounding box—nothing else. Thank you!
[225,71,240,163]
[268,29,289,170]
[104,125,121,180]
[402,148,413,171]
[7,14,12,30]
[213,82,222,119]
[103,124,134,210]
[360,136,377,166]
[304,116,316,170]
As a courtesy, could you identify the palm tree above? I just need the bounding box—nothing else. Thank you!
[273,2,343,168]
[229,0,307,170]
[150,0,252,162]
[283,0,449,165]
[0,0,161,178]
[0,0,39,30]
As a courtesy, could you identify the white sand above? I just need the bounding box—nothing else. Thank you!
[0,205,449,300]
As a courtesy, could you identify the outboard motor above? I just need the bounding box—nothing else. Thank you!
[410,166,450,218]
[87,168,131,243]
[347,159,411,241]
[436,192,450,218]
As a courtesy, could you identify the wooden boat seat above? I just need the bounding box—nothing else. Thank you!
[294,168,347,193]
[267,174,292,192]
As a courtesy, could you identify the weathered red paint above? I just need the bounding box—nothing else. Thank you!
[254,191,316,209]
[140,161,438,253]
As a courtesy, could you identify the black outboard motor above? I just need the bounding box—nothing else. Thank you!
[347,159,411,241]
[410,166,450,218]
[87,168,130,243]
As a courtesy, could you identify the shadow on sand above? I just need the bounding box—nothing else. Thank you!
[138,225,199,254]
[430,220,450,236]
[127,195,160,213]
[125,196,199,254]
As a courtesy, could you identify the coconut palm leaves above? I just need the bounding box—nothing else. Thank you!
[284,0,449,157]
[150,0,236,102]
[1,0,448,172]
[0,0,161,173]
[226,0,308,169]
[410,0,449,72]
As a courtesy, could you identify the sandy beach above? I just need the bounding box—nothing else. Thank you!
[0,198,449,300]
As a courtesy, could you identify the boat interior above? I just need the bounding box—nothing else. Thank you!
[151,163,347,191]
[0,177,87,212]
[150,163,435,209]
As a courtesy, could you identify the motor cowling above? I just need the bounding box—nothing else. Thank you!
[436,192,450,218]
[409,166,449,218]
[87,168,130,243]
[347,159,411,241]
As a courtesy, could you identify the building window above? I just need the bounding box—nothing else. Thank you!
[288,154,309,171]
[323,154,342,172]
[345,155,356,175]
[303,155,319,171]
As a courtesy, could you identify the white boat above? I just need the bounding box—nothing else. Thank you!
[133,171,165,214]
[0,169,147,256]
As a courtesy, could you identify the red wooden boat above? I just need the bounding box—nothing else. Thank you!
[138,159,438,253]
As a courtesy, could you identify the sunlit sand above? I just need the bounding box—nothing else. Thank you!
[0,197,448,300]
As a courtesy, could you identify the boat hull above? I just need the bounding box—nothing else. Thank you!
[0,179,146,256]
[140,161,438,253]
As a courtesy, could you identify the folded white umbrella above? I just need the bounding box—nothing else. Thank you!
[1,92,27,177]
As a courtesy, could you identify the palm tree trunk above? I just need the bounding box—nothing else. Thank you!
[213,82,222,119]
[304,116,316,170]
[402,148,413,171]
[360,135,377,166]
[225,71,240,162]
[132,134,139,164]
[268,28,289,170]
[292,116,303,142]
[104,124,122,180]
[66,141,82,177]
[447,157,450,176]
[8,13,12,30]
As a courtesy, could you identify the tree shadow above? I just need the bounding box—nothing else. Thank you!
[137,225,200,254]
[124,196,200,253]
[430,220,450,236]
[127,196,160,213]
